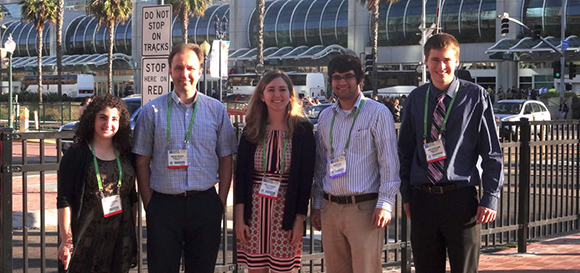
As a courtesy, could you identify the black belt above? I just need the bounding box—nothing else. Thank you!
[156,189,210,198]
[414,184,461,194]
[323,193,378,204]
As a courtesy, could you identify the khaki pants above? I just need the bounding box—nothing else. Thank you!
[320,198,384,273]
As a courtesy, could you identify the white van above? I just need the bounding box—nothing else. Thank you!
[362,85,416,100]
[287,72,326,98]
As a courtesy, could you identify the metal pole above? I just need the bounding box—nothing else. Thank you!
[517,118,531,253]
[421,0,427,84]
[8,52,12,128]
[219,39,222,102]
[560,0,566,103]
[203,55,208,95]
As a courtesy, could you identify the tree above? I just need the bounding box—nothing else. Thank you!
[89,0,132,95]
[360,0,398,97]
[255,0,265,66]
[168,0,211,44]
[21,0,58,103]
[56,0,63,97]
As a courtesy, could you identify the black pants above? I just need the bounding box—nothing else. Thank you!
[146,189,224,273]
[410,186,480,273]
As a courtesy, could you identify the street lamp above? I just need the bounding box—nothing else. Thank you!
[214,16,228,101]
[200,40,211,96]
[4,34,16,128]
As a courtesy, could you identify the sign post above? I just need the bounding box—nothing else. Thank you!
[141,5,172,106]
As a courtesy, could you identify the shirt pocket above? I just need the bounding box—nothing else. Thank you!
[350,129,373,154]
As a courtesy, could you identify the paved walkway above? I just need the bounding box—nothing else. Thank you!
[476,233,580,272]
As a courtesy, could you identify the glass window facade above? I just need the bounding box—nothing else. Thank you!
[3,0,577,58]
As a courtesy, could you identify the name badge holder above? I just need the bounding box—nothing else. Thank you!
[329,152,347,178]
[328,99,364,179]
[258,135,287,200]
[422,83,460,167]
[92,142,123,218]
[166,92,199,170]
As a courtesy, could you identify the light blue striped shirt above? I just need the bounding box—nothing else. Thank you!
[312,93,401,212]
[132,91,237,194]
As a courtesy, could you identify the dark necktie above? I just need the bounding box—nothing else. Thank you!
[427,92,446,184]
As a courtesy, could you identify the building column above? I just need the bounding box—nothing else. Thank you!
[229,1,253,50]
[348,0,370,59]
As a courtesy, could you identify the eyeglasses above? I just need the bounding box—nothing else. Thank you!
[331,74,357,82]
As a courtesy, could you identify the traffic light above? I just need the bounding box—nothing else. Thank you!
[364,54,374,74]
[570,62,576,79]
[501,14,510,36]
[553,61,561,79]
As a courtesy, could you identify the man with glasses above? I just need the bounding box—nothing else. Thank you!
[311,54,400,272]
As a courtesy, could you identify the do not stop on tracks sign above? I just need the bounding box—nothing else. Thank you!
[141,5,172,105]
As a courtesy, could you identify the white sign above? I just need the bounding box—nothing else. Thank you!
[209,40,230,78]
[142,5,172,56]
[142,57,171,105]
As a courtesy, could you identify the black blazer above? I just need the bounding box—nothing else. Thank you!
[235,120,315,230]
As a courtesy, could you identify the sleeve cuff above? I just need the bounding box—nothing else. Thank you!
[312,196,323,210]
[479,194,499,211]
[376,196,393,213]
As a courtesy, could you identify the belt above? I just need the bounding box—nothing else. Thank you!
[414,184,460,194]
[323,193,378,204]
[167,189,207,198]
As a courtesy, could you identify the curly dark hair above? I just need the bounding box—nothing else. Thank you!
[74,94,132,155]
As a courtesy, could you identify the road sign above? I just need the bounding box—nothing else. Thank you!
[562,40,569,51]
[141,57,171,105]
[142,5,172,56]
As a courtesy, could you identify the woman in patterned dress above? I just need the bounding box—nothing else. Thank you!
[235,70,316,272]
[57,94,138,272]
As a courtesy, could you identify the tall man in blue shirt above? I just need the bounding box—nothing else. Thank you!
[398,33,503,272]
[133,43,237,273]
[311,54,400,272]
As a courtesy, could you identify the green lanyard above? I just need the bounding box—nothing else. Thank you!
[167,92,199,144]
[423,83,460,140]
[262,133,288,175]
[91,142,123,196]
[329,98,365,157]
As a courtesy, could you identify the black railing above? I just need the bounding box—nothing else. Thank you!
[1,119,579,272]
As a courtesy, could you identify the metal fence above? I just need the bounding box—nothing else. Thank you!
[0,119,579,272]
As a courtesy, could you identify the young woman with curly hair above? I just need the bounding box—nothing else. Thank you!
[57,94,138,272]
[235,70,316,272]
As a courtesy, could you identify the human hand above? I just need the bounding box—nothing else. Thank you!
[234,220,251,245]
[372,208,391,228]
[477,206,497,225]
[58,241,73,270]
[289,216,305,245]
[403,203,411,219]
[310,209,322,231]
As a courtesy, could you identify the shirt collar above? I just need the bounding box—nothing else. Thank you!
[429,77,459,99]
[332,92,364,113]
[171,90,199,107]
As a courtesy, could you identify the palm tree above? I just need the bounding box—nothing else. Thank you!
[360,0,398,97]
[255,0,265,66]
[21,0,58,103]
[56,0,63,97]
[168,0,211,44]
[89,0,132,94]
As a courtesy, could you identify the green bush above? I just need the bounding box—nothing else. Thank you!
[539,91,576,99]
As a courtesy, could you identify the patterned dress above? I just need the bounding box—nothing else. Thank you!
[67,155,137,273]
[237,129,302,272]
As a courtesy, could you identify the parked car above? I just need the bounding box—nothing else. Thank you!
[59,96,142,154]
[304,103,332,131]
[493,99,551,140]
